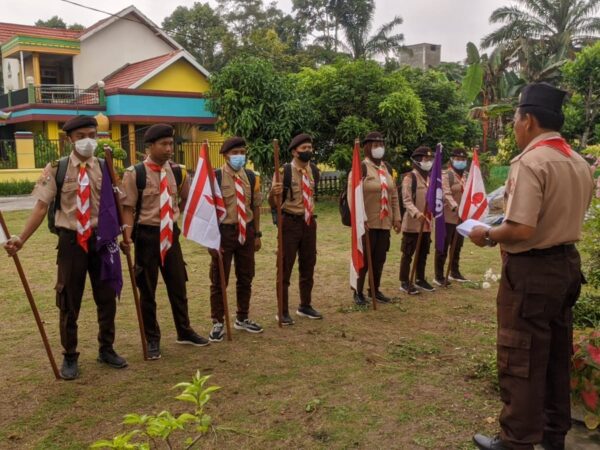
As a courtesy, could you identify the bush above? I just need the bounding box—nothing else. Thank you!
[574,294,600,329]
[0,180,35,196]
[572,329,600,429]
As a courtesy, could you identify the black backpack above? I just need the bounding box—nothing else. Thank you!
[48,156,106,235]
[214,168,257,208]
[339,161,392,227]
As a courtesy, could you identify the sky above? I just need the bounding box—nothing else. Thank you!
[1,0,510,62]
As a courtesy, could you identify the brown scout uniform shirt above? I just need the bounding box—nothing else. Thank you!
[270,160,315,215]
[502,132,594,254]
[347,159,401,230]
[442,168,466,225]
[33,152,103,231]
[219,163,262,224]
[121,158,190,226]
[402,169,431,233]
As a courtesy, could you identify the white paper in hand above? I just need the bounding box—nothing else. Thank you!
[457,219,491,238]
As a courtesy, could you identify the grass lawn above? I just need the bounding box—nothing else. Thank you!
[0,201,505,449]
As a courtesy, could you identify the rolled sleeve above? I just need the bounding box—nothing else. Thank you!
[504,163,542,228]
[31,163,57,206]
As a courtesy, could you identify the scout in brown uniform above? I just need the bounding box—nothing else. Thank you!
[121,124,208,360]
[3,115,127,380]
[208,137,263,342]
[347,132,402,305]
[470,84,594,450]
[399,146,435,295]
[433,148,469,286]
[269,133,322,324]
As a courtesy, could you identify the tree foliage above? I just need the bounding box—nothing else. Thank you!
[35,16,84,31]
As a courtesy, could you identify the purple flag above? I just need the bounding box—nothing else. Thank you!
[426,143,446,253]
[96,161,123,297]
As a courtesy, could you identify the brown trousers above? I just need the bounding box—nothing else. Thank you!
[134,224,193,343]
[355,228,390,294]
[399,232,431,282]
[277,213,317,313]
[210,223,256,322]
[434,223,464,280]
[497,246,582,449]
[55,229,117,357]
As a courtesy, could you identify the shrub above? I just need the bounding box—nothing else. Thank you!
[572,329,600,429]
[0,180,36,196]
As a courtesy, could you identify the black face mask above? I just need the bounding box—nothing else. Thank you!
[296,151,313,162]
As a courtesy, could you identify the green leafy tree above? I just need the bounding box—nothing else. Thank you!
[35,16,84,31]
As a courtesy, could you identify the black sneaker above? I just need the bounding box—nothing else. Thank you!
[176,332,210,347]
[433,278,450,287]
[415,279,436,292]
[209,322,225,342]
[296,305,323,320]
[449,272,469,283]
[234,318,264,334]
[275,314,295,326]
[60,356,79,380]
[97,349,128,369]
[400,282,420,295]
[353,291,368,306]
[147,341,161,360]
[369,291,392,304]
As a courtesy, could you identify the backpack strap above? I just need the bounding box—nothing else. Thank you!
[215,168,223,188]
[53,156,70,213]
[282,163,293,202]
[168,161,185,194]
[245,169,256,210]
[133,162,146,236]
[410,172,417,204]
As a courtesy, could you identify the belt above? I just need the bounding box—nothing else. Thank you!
[57,227,97,237]
[137,223,180,232]
[509,244,575,257]
[282,211,317,220]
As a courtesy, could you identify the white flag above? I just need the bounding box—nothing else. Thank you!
[0,224,7,245]
[459,149,489,221]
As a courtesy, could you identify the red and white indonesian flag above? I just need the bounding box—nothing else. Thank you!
[0,222,7,245]
[459,149,489,221]
[350,140,366,290]
[182,143,226,250]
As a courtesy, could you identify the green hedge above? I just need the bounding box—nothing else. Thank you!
[0,180,36,196]
[485,165,509,192]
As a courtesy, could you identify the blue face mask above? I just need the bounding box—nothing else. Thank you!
[452,160,467,171]
[229,155,246,171]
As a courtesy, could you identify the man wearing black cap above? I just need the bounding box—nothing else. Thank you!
[349,131,401,305]
[470,84,594,450]
[4,115,127,379]
[268,133,322,324]
[121,123,208,359]
[433,148,469,286]
[208,137,263,342]
[399,146,435,295]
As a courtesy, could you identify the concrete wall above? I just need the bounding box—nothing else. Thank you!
[399,44,442,70]
[73,14,175,89]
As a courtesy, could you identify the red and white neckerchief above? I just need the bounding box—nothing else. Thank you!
[530,136,573,158]
[378,164,390,220]
[234,174,247,244]
[301,168,314,225]
[76,162,92,252]
[146,162,173,266]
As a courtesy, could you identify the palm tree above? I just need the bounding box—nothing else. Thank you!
[482,0,600,54]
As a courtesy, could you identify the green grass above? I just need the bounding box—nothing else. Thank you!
[0,201,509,448]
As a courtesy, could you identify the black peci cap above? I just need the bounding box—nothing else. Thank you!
[62,115,97,133]
[143,124,174,144]
[288,133,312,151]
[220,136,246,154]
[518,83,567,114]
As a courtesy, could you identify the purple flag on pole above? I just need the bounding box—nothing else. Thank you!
[96,162,123,297]
[426,143,446,253]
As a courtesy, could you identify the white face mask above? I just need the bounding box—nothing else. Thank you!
[371,146,385,159]
[74,138,97,158]
[419,160,433,172]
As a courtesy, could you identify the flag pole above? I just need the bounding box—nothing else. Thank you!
[273,139,284,327]
[103,146,149,360]
[409,206,428,286]
[444,227,459,286]
[0,210,60,380]
[203,141,233,341]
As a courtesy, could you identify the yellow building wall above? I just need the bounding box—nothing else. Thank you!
[0,169,43,183]
[139,59,210,93]
[46,121,60,140]
[196,130,223,142]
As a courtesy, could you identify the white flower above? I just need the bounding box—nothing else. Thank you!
[482,282,491,289]
[491,275,499,282]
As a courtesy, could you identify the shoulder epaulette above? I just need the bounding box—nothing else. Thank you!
[126,166,135,172]
[51,159,60,168]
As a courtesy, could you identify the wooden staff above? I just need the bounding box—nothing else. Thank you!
[409,206,429,286]
[273,139,284,327]
[364,226,378,311]
[103,146,149,359]
[0,210,60,380]
[203,141,233,341]
[444,226,460,287]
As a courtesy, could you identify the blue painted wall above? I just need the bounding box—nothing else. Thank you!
[106,94,214,118]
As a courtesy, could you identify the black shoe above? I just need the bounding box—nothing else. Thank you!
[60,356,79,380]
[353,291,368,306]
[176,332,210,347]
[472,434,510,450]
[97,349,128,369]
[147,341,161,360]
[209,322,225,342]
[433,277,450,287]
[373,291,392,304]
[449,272,469,282]
[399,282,420,295]
[415,279,435,292]
[275,314,295,326]
[296,305,323,320]
[234,318,264,334]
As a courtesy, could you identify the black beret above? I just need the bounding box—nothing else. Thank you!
[518,83,567,114]
[412,146,433,158]
[220,136,246,154]
[288,133,312,151]
[144,124,174,144]
[62,115,97,133]
[451,148,467,158]
[362,131,385,145]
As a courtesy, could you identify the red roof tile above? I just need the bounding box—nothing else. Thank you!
[0,23,81,45]
[103,51,181,89]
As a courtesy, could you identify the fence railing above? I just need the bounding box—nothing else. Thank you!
[0,88,28,109]
[34,85,99,105]
[0,140,17,169]
[34,137,68,168]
